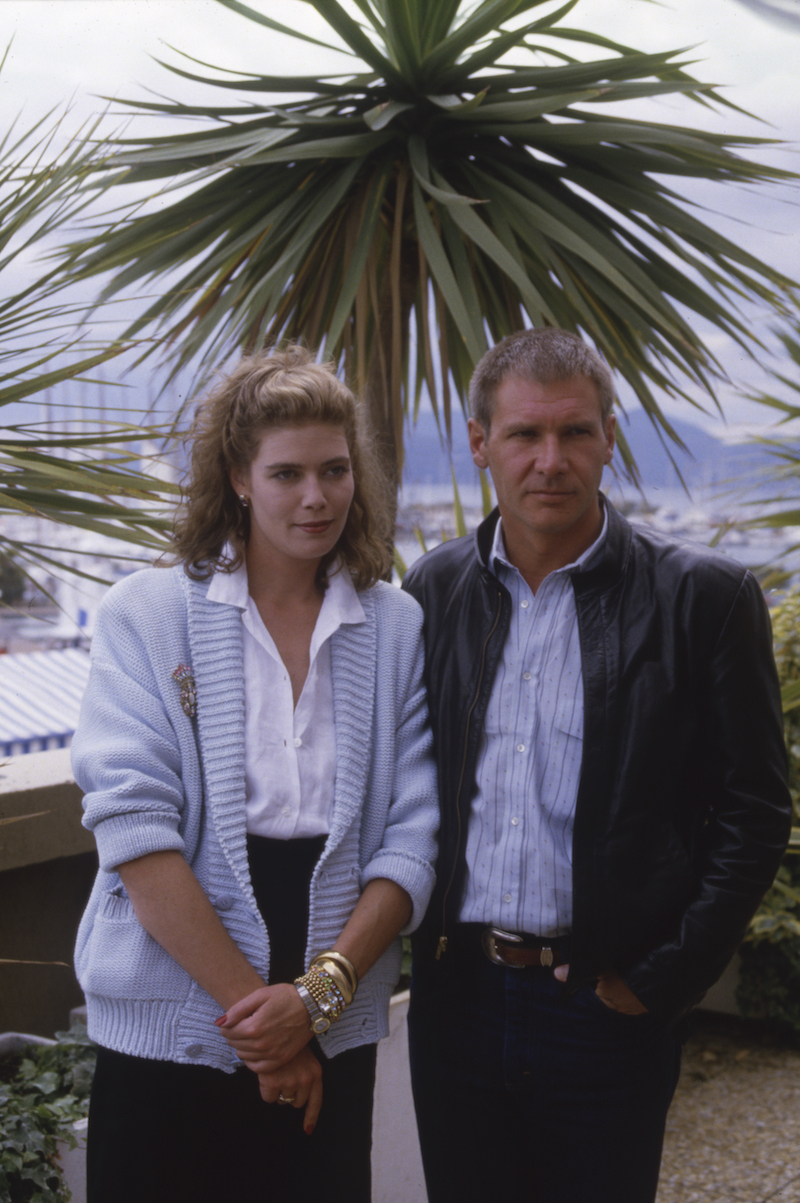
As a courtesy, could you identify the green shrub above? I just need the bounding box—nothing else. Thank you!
[0,1025,96,1202]
[738,918,800,1047]
[737,591,800,1040]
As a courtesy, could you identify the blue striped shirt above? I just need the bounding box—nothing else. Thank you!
[458,510,608,936]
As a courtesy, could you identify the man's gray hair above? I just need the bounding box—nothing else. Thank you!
[469,328,615,428]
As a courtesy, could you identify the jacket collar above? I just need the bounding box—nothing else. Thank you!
[474,497,631,594]
[573,499,631,595]
[475,507,501,574]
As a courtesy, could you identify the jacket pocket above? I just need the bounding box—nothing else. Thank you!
[576,984,653,1024]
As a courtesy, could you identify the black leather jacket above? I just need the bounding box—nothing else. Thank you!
[403,502,792,1022]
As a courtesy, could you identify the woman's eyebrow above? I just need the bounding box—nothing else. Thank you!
[263,455,351,470]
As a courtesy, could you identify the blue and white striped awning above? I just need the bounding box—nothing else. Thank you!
[0,649,91,757]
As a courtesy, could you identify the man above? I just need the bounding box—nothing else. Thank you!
[402,328,791,1203]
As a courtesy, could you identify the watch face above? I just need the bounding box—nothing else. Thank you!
[313,1017,331,1033]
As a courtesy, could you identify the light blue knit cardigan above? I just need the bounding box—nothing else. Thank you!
[73,566,438,1071]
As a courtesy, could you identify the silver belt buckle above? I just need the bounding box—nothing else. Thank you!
[481,926,525,969]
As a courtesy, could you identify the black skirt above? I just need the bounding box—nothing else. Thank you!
[87,835,376,1203]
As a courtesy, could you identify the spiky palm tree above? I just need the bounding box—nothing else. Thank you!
[0,79,176,582]
[739,322,800,538]
[65,0,796,504]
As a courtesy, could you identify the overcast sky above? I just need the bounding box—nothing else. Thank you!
[2,0,799,436]
[3,0,797,122]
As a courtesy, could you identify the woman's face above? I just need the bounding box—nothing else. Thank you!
[230,423,355,572]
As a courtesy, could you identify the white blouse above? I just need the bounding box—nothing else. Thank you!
[206,560,365,838]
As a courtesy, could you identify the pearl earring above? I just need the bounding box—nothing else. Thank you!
[238,494,248,507]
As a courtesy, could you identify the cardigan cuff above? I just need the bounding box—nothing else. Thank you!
[90,812,185,873]
[361,851,436,935]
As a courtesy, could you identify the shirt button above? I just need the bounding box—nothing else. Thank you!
[184,1044,203,1058]
[521,599,530,609]
[511,817,520,826]
[294,737,302,748]
[516,743,525,752]
[523,672,531,681]
[503,893,512,903]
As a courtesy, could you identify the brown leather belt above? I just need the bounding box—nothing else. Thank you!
[480,926,567,969]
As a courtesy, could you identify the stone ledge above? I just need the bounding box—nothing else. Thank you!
[0,749,92,872]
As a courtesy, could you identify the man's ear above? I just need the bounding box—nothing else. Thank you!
[604,413,616,465]
[468,418,490,471]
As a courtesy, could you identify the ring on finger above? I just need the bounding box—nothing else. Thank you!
[278,1092,296,1105]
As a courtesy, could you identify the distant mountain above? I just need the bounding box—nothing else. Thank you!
[402,405,781,494]
[612,409,774,492]
[402,408,480,486]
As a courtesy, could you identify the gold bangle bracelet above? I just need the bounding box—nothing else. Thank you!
[313,961,353,1006]
[311,950,358,995]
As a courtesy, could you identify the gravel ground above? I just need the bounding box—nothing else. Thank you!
[658,1013,800,1203]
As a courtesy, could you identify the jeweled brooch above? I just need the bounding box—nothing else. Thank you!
[172,664,197,718]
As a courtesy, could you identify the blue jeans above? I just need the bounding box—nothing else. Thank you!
[409,934,682,1203]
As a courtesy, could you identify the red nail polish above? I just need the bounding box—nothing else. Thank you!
[214,1014,227,1027]
[305,1124,315,1136]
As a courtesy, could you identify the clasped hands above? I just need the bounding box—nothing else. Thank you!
[215,983,323,1133]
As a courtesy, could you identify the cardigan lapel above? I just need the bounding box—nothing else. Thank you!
[328,587,377,848]
[182,572,253,902]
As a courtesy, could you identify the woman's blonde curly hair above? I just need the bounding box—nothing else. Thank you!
[170,346,392,589]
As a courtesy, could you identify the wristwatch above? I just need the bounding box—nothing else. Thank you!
[294,982,331,1034]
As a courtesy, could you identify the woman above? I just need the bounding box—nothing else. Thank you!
[73,346,438,1202]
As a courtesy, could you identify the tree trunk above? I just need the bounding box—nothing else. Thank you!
[362,239,419,554]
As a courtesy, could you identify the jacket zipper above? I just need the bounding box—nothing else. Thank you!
[436,588,504,959]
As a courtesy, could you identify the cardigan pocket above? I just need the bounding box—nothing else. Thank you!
[79,891,191,1001]
[314,863,360,905]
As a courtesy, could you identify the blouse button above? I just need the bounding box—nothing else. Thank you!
[184,1044,203,1058]
[294,737,302,748]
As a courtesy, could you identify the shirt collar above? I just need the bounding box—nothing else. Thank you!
[206,551,366,632]
[490,496,609,578]
[206,554,250,609]
[314,563,366,648]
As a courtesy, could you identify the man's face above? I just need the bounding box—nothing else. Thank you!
[468,374,615,556]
